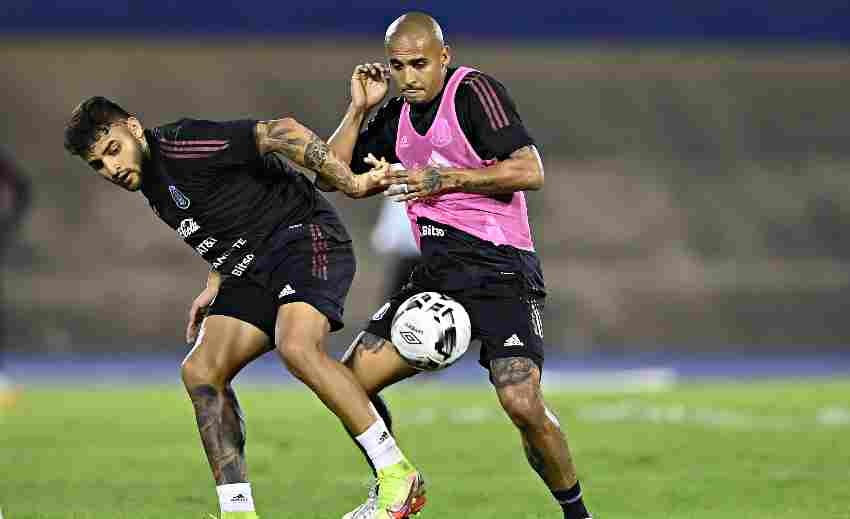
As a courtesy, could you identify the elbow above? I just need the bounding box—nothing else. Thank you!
[523,145,544,191]
[525,168,544,191]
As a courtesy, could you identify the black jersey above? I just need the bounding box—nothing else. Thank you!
[141,119,343,276]
[351,68,534,173]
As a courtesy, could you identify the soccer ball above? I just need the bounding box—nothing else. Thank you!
[390,292,471,371]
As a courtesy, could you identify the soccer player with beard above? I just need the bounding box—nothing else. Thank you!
[326,12,593,519]
[63,98,425,519]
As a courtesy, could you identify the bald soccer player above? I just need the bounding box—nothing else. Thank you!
[325,12,593,519]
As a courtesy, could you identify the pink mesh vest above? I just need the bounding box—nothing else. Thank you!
[395,66,535,251]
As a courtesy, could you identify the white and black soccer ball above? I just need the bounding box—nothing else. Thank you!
[390,292,471,371]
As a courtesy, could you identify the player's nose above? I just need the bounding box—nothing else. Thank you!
[401,68,418,87]
[103,158,122,177]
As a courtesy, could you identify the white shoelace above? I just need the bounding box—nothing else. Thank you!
[345,483,378,519]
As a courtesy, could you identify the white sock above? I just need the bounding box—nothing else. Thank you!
[216,483,255,513]
[355,416,404,471]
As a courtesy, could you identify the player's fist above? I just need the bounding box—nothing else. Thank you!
[186,287,217,345]
[351,62,389,112]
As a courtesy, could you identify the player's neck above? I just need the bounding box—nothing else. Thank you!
[139,134,151,160]
[409,67,453,114]
[410,86,443,115]
[138,134,152,189]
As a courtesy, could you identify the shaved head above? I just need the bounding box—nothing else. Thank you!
[385,12,445,48]
[384,12,452,105]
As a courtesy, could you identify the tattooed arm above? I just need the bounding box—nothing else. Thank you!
[383,145,544,202]
[255,118,385,199]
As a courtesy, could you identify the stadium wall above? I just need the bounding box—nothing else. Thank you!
[3,39,849,354]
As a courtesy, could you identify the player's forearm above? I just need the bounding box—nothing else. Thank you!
[328,103,367,166]
[257,118,368,198]
[442,146,544,195]
[206,269,222,292]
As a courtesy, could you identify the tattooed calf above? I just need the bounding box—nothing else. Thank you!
[188,384,247,484]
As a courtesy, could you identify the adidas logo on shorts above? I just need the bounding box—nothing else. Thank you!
[278,284,296,298]
[504,334,525,347]
[231,494,249,503]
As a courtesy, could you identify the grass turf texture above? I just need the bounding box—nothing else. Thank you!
[1,379,848,518]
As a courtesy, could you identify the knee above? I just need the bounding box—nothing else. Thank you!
[181,351,227,388]
[277,340,321,380]
[498,386,547,430]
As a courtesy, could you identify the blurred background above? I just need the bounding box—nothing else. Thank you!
[2,1,850,372]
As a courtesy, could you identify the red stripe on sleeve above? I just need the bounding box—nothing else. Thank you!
[476,76,510,128]
[466,77,505,131]
[158,138,229,146]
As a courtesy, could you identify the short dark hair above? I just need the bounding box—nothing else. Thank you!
[64,96,132,157]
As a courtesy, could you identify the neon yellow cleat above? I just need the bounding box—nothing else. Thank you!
[373,458,426,519]
[342,474,426,519]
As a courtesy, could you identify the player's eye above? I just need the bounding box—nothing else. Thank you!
[108,143,120,155]
[391,62,403,70]
[414,60,428,69]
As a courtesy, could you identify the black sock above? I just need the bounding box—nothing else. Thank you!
[348,394,394,477]
[553,482,590,519]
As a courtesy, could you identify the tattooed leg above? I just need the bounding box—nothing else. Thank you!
[188,384,248,485]
[491,357,579,490]
[342,331,419,396]
[523,436,547,481]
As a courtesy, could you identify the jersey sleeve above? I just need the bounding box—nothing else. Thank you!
[456,72,535,161]
[350,99,402,173]
[157,119,261,170]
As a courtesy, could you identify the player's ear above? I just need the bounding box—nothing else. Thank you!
[126,117,144,139]
[441,45,452,70]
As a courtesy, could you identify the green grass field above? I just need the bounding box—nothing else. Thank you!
[2,379,848,519]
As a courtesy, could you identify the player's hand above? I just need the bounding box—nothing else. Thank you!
[356,153,391,196]
[381,166,445,202]
[363,153,390,173]
[351,62,389,112]
[186,286,217,345]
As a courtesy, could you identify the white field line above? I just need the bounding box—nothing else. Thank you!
[542,367,677,393]
[401,403,850,430]
[577,402,850,430]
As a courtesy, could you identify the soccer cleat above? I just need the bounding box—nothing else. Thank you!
[373,458,426,519]
[342,475,427,519]
[341,482,377,519]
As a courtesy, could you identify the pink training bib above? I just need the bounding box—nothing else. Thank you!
[395,66,535,251]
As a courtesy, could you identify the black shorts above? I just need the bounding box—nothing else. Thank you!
[208,222,355,340]
[363,278,546,371]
